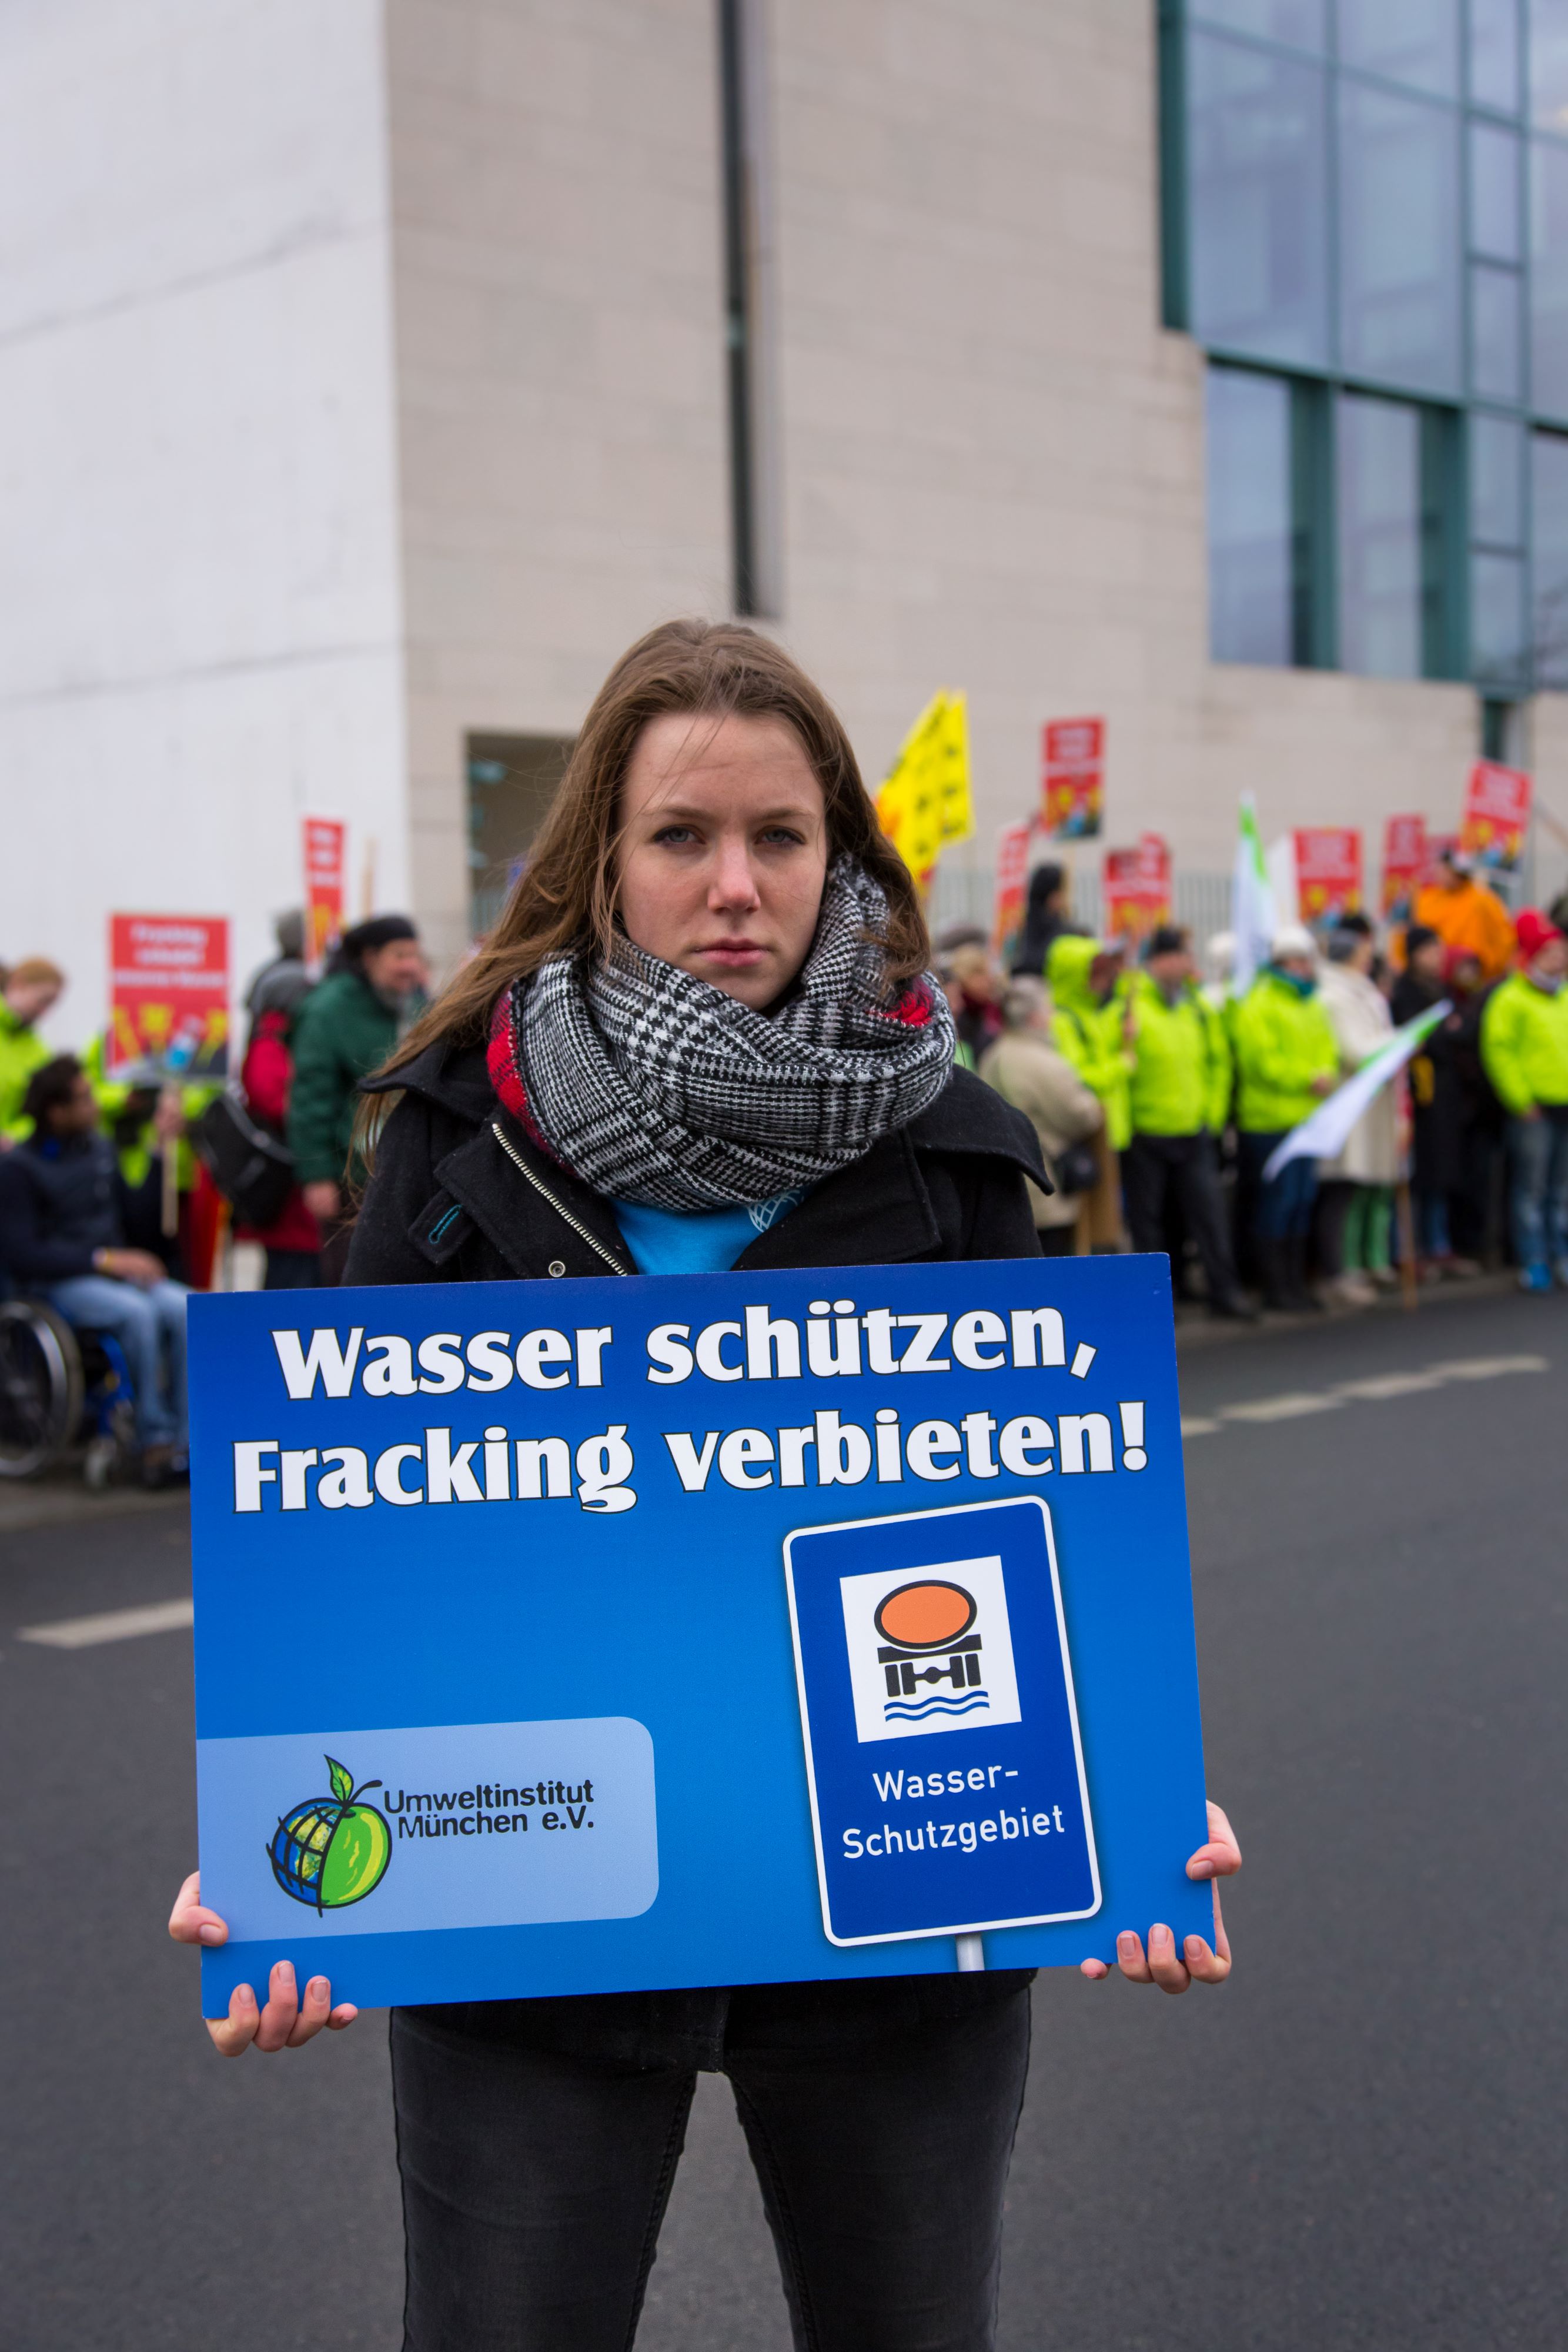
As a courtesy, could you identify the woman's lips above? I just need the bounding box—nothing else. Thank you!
[701,939,767,965]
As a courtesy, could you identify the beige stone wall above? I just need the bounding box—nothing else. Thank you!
[386,0,1568,957]
[386,0,731,964]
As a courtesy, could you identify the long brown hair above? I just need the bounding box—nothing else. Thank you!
[384,619,928,1075]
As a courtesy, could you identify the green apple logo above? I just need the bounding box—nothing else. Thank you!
[269,1755,392,1914]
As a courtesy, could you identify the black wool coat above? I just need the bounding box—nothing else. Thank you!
[345,1038,1050,2033]
[347,1043,1050,1289]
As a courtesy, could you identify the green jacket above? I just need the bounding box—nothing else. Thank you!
[287,970,400,1185]
[1122,973,1231,1138]
[1231,969,1339,1134]
[1480,970,1568,1114]
[1047,936,1132,1149]
[0,1002,52,1141]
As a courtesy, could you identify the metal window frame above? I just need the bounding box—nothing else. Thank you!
[1163,0,1566,689]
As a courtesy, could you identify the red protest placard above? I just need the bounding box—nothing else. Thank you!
[1460,761,1532,869]
[1102,833,1171,947]
[303,815,347,973]
[1293,827,1363,921]
[1380,814,1427,914]
[1041,717,1104,840]
[991,819,1034,965]
[108,914,230,1080]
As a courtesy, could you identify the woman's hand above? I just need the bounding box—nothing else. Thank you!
[168,1870,358,2056]
[302,1179,342,1224]
[1080,1800,1240,1994]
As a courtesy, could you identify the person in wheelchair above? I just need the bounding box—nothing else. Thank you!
[0,1055,189,1484]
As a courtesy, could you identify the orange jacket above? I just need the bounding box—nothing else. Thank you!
[1411,878,1516,982]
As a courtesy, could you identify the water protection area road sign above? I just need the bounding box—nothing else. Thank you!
[785,1497,1099,1945]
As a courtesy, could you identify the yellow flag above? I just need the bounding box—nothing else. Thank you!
[875,690,969,895]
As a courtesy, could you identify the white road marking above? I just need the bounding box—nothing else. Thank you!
[1188,1354,1549,1439]
[17,1598,193,1649]
[1220,1392,1345,1422]
[1333,1373,1446,1400]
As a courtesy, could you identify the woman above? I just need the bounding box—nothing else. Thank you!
[235,962,323,1288]
[287,912,426,1248]
[1315,917,1399,1306]
[171,622,1239,2352]
[978,976,1102,1255]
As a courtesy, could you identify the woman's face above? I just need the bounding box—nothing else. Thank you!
[616,711,828,1010]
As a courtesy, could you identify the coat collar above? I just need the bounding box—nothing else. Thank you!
[372,1040,1047,1279]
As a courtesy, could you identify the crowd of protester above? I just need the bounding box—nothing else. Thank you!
[0,913,424,1482]
[3,828,1566,1487]
[942,844,1568,1312]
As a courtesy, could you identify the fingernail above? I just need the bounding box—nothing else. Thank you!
[235,1984,256,2010]
[276,1961,295,1986]
[308,1977,329,2002]
[1151,1924,1172,1949]
[1185,1936,1205,1960]
[198,1922,223,1943]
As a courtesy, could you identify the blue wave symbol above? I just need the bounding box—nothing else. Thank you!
[883,1693,991,1721]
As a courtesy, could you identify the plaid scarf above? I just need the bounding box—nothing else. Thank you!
[487,859,955,1210]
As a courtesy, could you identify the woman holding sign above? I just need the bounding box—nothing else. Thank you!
[171,621,1239,2352]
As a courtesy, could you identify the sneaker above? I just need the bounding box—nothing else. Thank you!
[1440,1257,1483,1280]
[1368,1265,1400,1290]
[1330,1271,1376,1308]
[1520,1261,1553,1294]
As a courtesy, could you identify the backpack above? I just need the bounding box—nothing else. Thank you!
[193,1092,295,1229]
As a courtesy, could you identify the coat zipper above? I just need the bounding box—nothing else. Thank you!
[489,1122,631,1275]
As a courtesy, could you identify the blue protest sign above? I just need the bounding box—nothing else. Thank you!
[189,1254,1210,2016]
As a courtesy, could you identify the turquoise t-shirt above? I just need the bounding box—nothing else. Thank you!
[611,1189,805,1276]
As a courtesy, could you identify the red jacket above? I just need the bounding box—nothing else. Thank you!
[237,1013,321,1253]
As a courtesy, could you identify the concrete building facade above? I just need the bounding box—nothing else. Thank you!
[4,0,1565,1049]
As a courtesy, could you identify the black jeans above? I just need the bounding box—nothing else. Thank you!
[1122,1131,1239,1299]
[392,1975,1033,2352]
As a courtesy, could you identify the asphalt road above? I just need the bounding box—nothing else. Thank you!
[2,1286,1563,2350]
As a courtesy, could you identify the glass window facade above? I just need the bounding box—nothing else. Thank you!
[1338,0,1459,99]
[1338,81,1462,394]
[1336,394,1425,675]
[1169,1,1568,687]
[1187,31,1330,364]
[1206,369,1296,662]
[1533,427,1568,681]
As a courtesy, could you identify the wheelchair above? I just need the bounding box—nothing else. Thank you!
[0,1298,138,1486]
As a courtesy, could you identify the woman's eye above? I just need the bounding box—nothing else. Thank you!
[759,827,805,847]
[652,825,698,846]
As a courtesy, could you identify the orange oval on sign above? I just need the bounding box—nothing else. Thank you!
[875,1581,976,1650]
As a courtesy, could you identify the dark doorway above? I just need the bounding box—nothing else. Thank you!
[466,733,574,940]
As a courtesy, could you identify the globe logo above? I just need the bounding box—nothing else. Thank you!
[269,1755,392,1913]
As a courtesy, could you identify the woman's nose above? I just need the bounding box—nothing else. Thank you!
[708,840,762,910]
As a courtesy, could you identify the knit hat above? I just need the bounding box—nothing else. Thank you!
[1515,908,1565,961]
[340,914,417,957]
[1271,923,1316,962]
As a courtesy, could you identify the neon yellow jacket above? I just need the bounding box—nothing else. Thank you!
[1121,973,1232,1138]
[0,1001,52,1141]
[82,1033,216,1190]
[1047,936,1132,1149]
[1480,971,1568,1114]
[1231,970,1339,1134]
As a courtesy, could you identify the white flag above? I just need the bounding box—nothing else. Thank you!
[1261,1001,1450,1182]
[1232,797,1277,995]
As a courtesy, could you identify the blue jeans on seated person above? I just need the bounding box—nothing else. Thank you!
[1507,1110,1568,1270]
[48,1274,189,1449]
